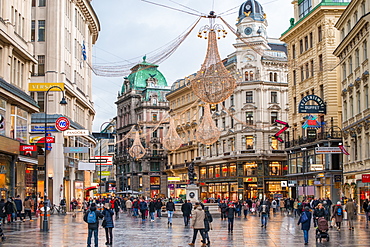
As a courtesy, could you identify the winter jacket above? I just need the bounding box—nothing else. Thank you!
[166,201,175,211]
[5,201,14,214]
[313,208,327,218]
[102,208,114,228]
[219,202,227,213]
[345,201,356,219]
[204,210,213,232]
[191,206,205,229]
[332,205,344,223]
[139,201,148,211]
[125,200,132,209]
[181,202,192,217]
[259,203,270,216]
[148,201,156,213]
[83,206,103,230]
[0,202,6,218]
[226,207,236,219]
[154,200,162,210]
[114,200,120,212]
[23,199,34,211]
[298,210,312,230]
[14,198,22,211]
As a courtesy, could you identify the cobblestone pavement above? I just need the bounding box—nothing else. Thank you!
[1,211,370,247]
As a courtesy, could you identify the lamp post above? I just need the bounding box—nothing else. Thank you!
[43,85,67,232]
[98,122,110,196]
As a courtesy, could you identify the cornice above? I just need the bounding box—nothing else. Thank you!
[75,0,100,43]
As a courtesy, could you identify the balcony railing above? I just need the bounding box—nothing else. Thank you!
[285,131,342,148]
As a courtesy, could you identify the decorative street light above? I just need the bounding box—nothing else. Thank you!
[43,86,67,232]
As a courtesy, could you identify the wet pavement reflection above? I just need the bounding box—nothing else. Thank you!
[1,211,370,246]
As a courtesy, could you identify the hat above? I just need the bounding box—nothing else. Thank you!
[337,201,341,205]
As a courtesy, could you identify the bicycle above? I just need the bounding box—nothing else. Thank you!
[50,204,67,215]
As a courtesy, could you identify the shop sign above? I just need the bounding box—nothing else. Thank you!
[30,136,55,143]
[30,125,57,133]
[274,194,283,198]
[90,156,112,165]
[168,177,181,181]
[334,175,342,182]
[315,147,342,154]
[298,95,326,114]
[317,173,325,178]
[150,185,160,190]
[20,145,37,152]
[97,171,110,176]
[281,181,288,187]
[28,83,65,91]
[75,181,84,190]
[64,129,89,136]
[244,177,257,182]
[362,174,370,183]
[310,164,324,171]
[64,147,89,153]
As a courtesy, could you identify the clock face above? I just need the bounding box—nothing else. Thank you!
[244,27,252,35]
[245,54,255,61]
[246,4,251,10]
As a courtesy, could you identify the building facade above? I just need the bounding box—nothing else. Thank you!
[333,0,370,207]
[195,0,289,201]
[30,0,100,205]
[0,0,40,200]
[165,76,200,198]
[281,0,350,202]
[115,59,170,198]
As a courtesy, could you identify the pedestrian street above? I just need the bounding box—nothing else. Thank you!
[1,211,370,247]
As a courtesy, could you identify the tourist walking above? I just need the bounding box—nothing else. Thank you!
[259,200,270,228]
[166,198,175,226]
[148,199,156,222]
[71,198,78,218]
[363,198,369,228]
[113,198,120,219]
[139,198,148,221]
[102,204,114,245]
[226,204,236,233]
[345,198,356,230]
[23,197,34,221]
[14,195,24,222]
[155,199,162,218]
[125,199,132,216]
[188,203,206,246]
[181,200,192,226]
[5,198,15,224]
[332,201,344,230]
[219,200,227,220]
[243,200,249,218]
[203,206,213,246]
[313,203,327,227]
[83,203,103,247]
[298,206,312,245]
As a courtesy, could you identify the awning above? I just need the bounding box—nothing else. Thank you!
[18,155,38,164]
[84,186,98,191]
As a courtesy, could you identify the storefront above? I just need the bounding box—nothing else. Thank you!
[200,182,238,201]
[150,176,160,198]
[0,136,19,198]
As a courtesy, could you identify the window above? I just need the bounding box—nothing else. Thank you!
[0,99,6,136]
[208,166,214,178]
[341,28,345,40]
[39,0,46,7]
[299,0,312,19]
[354,11,358,23]
[347,20,351,33]
[362,1,366,16]
[269,162,281,175]
[304,36,309,51]
[150,163,160,171]
[355,49,360,68]
[230,117,234,128]
[38,20,45,41]
[357,91,361,113]
[249,71,254,80]
[274,73,278,82]
[31,21,35,42]
[152,113,157,121]
[293,97,297,114]
[300,39,303,54]
[349,55,353,73]
[246,91,253,103]
[246,112,253,125]
[292,44,296,59]
[318,25,322,42]
[230,164,236,176]
[230,95,234,106]
[343,101,347,120]
[318,54,323,71]
[10,106,27,143]
[364,40,368,60]
[222,165,228,177]
[152,130,158,138]
[271,92,278,103]
[319,84,324,100]
[293,70,297,85]
[342,62,347,78]
[245,71,249,81]
[305,63,309,78]
[350,96,354,116]
[37,55,45,75]
[271,112,278,124]
[222,117,225,129]
[244,162,257,176]
[310,60,314,77]
[32,0,36,7]
[245,136,254,150]
[300,66,304,81]
[269,72,273,81]
[309,32,313,48]
[271,137,278,150]
[365,86,369,109]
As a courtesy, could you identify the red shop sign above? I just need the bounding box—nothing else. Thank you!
[362,174,370,183]
[20,145,37,152]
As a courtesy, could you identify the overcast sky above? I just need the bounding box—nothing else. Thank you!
[90,0,293,131]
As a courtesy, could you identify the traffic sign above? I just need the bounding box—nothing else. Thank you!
[55,117,70,131]
[88,159,108,163]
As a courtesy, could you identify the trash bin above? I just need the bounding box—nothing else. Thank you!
[39,207,50,231]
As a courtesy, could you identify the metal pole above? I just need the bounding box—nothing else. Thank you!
[99,138,102,195]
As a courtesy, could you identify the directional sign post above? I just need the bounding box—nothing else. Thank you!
[88,158,108,163]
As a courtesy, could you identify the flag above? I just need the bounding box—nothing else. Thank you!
[339,145,350,155]
[82,41,87,61]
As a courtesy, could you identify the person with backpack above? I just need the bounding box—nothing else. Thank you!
[203,206,213,246]
[132,198,139,217]
[259,200,270,228]
[102,204,114,245]
[332,201,344,230]
[83,203,103,247]
[298,206,312,245]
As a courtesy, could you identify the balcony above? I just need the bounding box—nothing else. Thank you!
[285,131,342,148]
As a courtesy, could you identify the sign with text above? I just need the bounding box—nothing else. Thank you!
[30,135,55,143]
[310,164,324,171]
[30,125,57,133]
[28,83,65,91]
[298,95,326,114]
[362,174,370,183]
[315,147,342,154]
[20,145,37,152]
[97,171,111,176]
[64,129,89,136]
[64,147,89,153]
[90,156,112,165]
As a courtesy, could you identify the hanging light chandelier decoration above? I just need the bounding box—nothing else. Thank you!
[196,103,221,145]
[129,131,146,160]
[190,12,236,104]
[162,117,183,151]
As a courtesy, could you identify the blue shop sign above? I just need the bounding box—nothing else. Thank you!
[298,95,326,114]
[31,125,57,132]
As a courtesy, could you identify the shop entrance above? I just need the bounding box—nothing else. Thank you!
[244,183,258,199]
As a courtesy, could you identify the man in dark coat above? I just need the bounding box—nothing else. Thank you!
[14,195,24,222]
[219,200,227,220]
[298,206,312,245]
[259,200,270,228]
[181,200,192,226]
[226,204,236,233]
[83,203,103,247]
[155,199,162,218]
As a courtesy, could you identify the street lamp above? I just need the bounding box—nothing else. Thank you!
[98,122,110,195]
[43,86,67,232]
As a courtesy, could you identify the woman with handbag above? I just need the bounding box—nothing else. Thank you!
[102,204,114,245]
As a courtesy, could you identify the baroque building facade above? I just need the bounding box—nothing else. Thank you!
[115,59,170,198]
[281,0,350,202]
[30,0,100,206]
[333,0,370,207]
[195,0,289,201]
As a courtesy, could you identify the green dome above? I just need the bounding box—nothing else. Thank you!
[122,58,167,93]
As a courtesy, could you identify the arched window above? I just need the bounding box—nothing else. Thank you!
[274,73,278,82]
[250,71,254,81]
[269,72,273,81]
[245,71,249,81]
[153,144,158,155]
